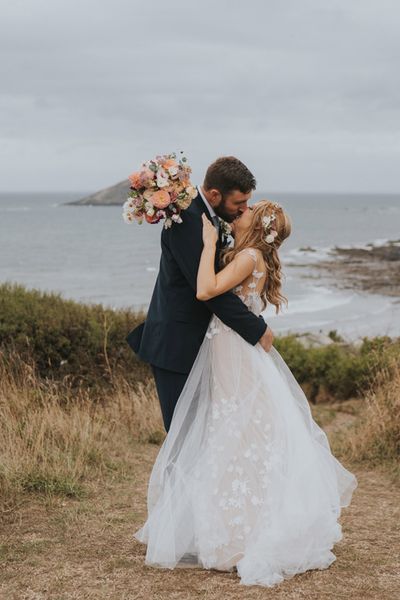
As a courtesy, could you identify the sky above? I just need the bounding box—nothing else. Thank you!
[1,0,399,194]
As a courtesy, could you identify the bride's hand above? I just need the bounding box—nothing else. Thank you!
[201,214,218,247]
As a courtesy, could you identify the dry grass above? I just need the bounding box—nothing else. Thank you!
[0,352,163,513]
[1,353,399,598]
[1,441,399,599]
[334,358,400,481]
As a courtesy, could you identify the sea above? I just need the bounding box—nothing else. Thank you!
[1,191,399,341]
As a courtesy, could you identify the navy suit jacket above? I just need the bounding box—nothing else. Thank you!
[125,190,268,373]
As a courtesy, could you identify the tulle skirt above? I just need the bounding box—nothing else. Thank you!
[133,315,358,587]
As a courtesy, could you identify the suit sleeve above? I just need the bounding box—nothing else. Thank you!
[165,211,268,346]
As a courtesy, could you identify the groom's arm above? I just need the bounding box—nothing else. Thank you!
[165,212,267,346]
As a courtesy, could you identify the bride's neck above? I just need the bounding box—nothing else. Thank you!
[234,231,245,246]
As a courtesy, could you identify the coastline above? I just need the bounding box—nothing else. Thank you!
[307,239,400,297]
[266,239,400,343]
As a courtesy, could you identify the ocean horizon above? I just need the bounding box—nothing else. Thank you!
[1,191,400,342]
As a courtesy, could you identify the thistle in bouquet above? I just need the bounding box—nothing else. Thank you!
[122,152,197,229]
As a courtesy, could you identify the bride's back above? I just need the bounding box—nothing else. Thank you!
[232,247,266,316]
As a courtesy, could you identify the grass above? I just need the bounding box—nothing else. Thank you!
[0,350,163,513]
[0,283,399,596]
[0,349,399,597]
[335,357,400,481]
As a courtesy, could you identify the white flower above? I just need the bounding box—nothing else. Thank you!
[146,207,155,217]
[122,211,134,223]
[156,168,169,188]
[186,185,198,199]
[163,218,173,229]
[262,215,272,227]
[265,234,275,243]
[143,189,154,201]
[172,214,183,223]
[168,166,179,177]
[124,197,135,208]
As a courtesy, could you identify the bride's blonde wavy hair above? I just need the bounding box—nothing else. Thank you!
[221,200,292,314]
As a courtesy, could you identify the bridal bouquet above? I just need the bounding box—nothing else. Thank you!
[122,152,197,229]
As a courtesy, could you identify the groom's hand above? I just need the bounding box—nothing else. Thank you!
[259,327,274,352]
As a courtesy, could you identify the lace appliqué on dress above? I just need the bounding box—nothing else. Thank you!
[206,248,265,340]
[233,248,264,316]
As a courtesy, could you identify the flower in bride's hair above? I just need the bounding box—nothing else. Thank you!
[262,215,272,227]
[151,189,171,209]
[262,210,279,245]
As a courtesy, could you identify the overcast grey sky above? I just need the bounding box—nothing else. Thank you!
[1,0,399,193]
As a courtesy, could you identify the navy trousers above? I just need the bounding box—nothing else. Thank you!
[150,365,189,432]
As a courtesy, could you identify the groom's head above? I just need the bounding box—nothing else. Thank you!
[202,156,256,223]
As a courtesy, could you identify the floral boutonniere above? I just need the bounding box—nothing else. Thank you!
[218,218,234,248]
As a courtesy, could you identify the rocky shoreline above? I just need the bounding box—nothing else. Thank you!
[305,239,400,298]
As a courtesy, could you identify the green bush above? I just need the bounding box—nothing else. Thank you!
[1,281,399,402]
[0,281,149,392]
[274,334,400,401]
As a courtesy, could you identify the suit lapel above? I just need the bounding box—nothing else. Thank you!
[192,191,222,268]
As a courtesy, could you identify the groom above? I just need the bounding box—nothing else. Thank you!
[126,156,274,432]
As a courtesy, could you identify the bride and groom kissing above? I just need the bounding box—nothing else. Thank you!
[126,155,357,588]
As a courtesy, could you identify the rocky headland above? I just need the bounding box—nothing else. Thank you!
[65,179,130,205]
[307,239,400,297]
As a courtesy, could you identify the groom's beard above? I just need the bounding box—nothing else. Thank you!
[214,199,238,223]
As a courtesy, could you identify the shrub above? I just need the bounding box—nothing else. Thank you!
[0,281,149,393]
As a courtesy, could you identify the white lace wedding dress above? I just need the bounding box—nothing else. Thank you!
[133,248,358,587]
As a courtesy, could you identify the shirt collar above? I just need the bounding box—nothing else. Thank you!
[197,185,217,219]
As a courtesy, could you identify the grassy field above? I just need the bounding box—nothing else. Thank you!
[0,405,399,599]
[1,283,399,598]
[1,353,399,598]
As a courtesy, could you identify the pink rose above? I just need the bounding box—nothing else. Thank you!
[139,168,155,186]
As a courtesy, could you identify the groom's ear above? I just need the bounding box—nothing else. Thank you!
[208,189,223,205]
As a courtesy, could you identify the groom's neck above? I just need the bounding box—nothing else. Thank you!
[199,185,219,210]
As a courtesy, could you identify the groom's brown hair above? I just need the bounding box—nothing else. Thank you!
[203,156,256,196]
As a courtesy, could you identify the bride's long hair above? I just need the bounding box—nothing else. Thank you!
[221,200,292,313]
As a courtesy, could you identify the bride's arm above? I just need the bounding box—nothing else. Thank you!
[196,214,254,301]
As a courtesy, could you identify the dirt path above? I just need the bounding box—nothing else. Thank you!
[1,439,399,600]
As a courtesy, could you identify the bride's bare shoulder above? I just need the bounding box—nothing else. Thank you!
[236,247,262,263]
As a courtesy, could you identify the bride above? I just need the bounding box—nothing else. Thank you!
[133,200,358,588]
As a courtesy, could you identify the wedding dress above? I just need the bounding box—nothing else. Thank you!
[133,248,358,587]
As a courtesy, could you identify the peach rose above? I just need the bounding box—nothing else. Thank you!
[162,158,178,170]
[151,189,171,209]
[128,172,142,189]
